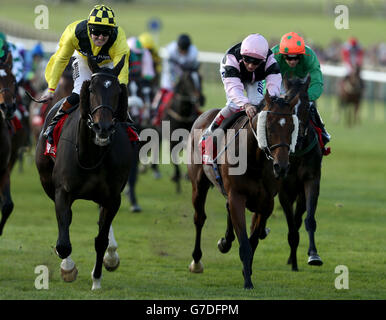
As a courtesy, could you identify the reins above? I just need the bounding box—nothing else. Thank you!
[249,110,295,161]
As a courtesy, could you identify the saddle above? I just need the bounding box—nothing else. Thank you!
[202,111,247,165]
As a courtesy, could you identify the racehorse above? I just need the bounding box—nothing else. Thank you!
[338,65,363,127]
[0,52,14,236]
[35,55,136,290]
[30,58,74,142]
[280,76,324,270]
[164,68,203,193]
[187,93,300,289]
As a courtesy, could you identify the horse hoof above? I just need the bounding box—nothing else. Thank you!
[103,252,120,272]
[308,255,323,266]
[131,204,142,213]
[189,260,204,273]
[91,272,102,290]
[217,238,231,254]
[60,266,78,282]
[259,227,271,240]
[244,283,254,290]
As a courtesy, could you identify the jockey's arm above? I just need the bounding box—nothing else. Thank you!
[305,51,324,101]
[110,26,130,85]
[45,23,77,93]
[222,54,249,108]
[264,54,282,97]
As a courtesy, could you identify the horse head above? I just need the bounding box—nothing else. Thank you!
[0,52,17,119]
[254,93,300,178]
[283,75,311,141]
[173,66,202,116]
[79,55,128,146]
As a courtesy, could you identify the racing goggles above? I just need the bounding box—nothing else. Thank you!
[242,55,263,66]
[284,55,301,61]
[89,26,112,37]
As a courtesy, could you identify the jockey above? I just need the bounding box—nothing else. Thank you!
[41,4,130,144]
[202,33,282,138]
[271,31,331,147]
[138,32,162,87]
[127,36,155,89]
[341,37,364,75]
[0,32,25,85]
[127,36,155,121]
[152,33,200,126]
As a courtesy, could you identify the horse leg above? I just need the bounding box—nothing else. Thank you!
[279,191,301,271]
[54,188,77,281]
[127,150,141,212]
[217,202,235,254]
[304,179,323,266]
[103,225,120,271]
[248,198,273,274]
[0,173,14,236]
[91,196,120,290]
[172,163,181,193]
[189,170,210,273]
[228,191,253,289]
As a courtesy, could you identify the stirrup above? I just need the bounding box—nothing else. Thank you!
[43,127,54,144]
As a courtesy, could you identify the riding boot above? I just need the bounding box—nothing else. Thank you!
[43,100,73,144]
[309,103,331,145]
[201,113,225,140]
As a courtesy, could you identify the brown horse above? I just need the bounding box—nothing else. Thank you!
[164,68,203,193]
[338,66,363,126]
[280,76,324,271]
[35,55,135,290]
[0,52,14,235]
[187,93,300,289]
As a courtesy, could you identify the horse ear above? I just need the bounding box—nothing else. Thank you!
[288,93,299,110]
[282,73,290,90]
[116,83,129,122]
[113,55,126,77]
[87,56,100,74]
[303,74,311,90]
[5,51,13,70]
[265,93,272,106]
[79,80,91,119]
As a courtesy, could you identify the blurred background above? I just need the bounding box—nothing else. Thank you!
[0,0,385,300]
[1,0,386,108]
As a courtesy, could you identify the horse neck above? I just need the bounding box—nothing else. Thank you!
[77,118,106,163]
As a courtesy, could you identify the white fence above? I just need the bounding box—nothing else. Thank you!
[7,35,386,102]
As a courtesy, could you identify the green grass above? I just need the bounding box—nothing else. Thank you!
[1,0,385,50]
[0,82,385,299]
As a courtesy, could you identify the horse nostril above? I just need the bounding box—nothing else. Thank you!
[273,163,289,178]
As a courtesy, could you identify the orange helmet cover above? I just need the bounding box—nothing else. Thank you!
[279,32,305,55]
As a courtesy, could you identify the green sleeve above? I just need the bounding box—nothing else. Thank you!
[305,49,323,101]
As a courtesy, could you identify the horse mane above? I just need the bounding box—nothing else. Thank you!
[116,83,129,122]
[79,80,90,119]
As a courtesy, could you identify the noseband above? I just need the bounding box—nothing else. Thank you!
[253,109,299,161]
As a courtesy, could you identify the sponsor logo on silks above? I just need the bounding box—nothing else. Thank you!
[257,81,264,95]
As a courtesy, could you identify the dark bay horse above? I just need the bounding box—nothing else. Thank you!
[0,52,14,236]
[187,93,300,289]
[338,66,363,126]
[164,68,203,193]
[35,55,135,290]
[280,76,324,271]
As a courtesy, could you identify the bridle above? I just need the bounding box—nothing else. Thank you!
[250,109,299,161]
[86,72,119,130]
[0,64,17,119]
